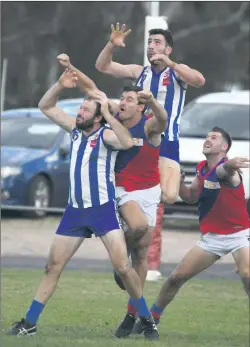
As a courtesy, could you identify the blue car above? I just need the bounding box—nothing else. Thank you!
[1,108,72,217]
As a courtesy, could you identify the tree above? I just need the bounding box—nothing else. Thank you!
[1,2,249,109]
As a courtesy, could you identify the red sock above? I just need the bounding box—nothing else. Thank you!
[150,303,163,319]
[127,298,137,317]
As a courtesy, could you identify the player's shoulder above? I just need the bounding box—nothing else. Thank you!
[71,127,81,140]
[139,65,151,75]
[196,160,207,175]
[197,160,207,168]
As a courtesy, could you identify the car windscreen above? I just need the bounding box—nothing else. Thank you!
[1,118,61,149]
[180,102,250,140]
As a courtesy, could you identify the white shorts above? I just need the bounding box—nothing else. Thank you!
[116,184,161,227]
[197,229,250,257]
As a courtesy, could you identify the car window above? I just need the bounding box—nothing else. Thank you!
[60,132,71,148]
[180,102,250,140]
[1,118,61,149]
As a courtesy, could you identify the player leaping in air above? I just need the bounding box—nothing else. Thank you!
[95,22,206,281]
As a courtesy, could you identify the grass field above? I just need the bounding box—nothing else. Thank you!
[1,269,249,347]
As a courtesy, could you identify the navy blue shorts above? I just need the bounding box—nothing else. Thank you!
[56,200,122,238]
[159,140,180,163]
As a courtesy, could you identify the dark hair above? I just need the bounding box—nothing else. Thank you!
[122,85,146,113]
[149,28,174,47]
[123,85,143,93]
[87,98,107,126]
[94,101,101,117]
[211,127,232,152]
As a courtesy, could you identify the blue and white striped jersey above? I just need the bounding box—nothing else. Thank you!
[136,66,186,141]
[68,126,118,208]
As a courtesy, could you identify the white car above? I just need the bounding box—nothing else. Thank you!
[57,97,120,113]
[173,90,250,215]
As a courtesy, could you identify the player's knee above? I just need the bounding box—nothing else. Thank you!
[168,272,189,287]
[132,246,148,265]
[114,262,130,278]
[130,226,148,243]
[161,191,178,205]
[45,258,64,276]
[241,275,250,295]
[239,267,250,279]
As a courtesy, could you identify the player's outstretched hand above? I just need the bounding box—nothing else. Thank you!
[229,157,250,169]
[57,53,71,68]
[58,68,78,89]
[110,23,131,48]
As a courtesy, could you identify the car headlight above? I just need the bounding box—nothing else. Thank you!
[1,166,22,178]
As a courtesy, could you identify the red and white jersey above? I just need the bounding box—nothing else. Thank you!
[197,158,250,235]
[115,115,160,191]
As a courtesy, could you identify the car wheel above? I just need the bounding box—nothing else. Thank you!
[25,175,51,218]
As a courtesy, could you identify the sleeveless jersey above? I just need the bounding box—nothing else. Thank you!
[197,158,250,234]
[68,126,118,208]
[136,65,186,141]
[115,115,160,191]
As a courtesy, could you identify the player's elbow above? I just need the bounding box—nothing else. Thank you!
[124,138,134,149]
[160,120,168,133]
[95,61,103,72]
[38,99,47,112]
[195,74,206,87]
[157,119,167,133]
[95,61,109,73]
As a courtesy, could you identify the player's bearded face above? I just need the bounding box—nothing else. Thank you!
[76,115,95,130]
[76,101,96,130]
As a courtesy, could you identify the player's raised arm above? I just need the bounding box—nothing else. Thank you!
[216,157,250,186]
[150,54,205,88]
[57,53,99,95]
[95,22,143,80]
[57,53,120,115]
[179,172,200,204]
[38,69,77,132]
[141,91,168,135]
[92,90,133,150]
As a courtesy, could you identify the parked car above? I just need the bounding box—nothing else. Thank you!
[1,108,42,117]
[1,98,121,217]
[58,97,120,113]
[170,90,250,216]
[57,98,84,114]
[1,109,72,217]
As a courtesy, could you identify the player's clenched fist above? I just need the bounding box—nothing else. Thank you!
[137,90,153,104]
[57,53,71,68]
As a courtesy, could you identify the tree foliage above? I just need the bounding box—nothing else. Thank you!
[1,1,249,108]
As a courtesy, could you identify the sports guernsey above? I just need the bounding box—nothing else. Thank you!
[197,158,250,235]
[136,65,186,142]
[115,115,160,192]
[68,126,118,208]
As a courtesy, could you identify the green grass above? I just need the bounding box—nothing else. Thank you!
[1,269,249,347]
